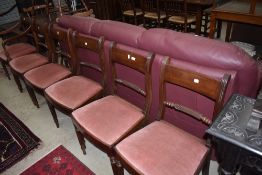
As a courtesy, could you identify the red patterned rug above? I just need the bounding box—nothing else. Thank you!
[20,145,95,175]
[0,103,40,173]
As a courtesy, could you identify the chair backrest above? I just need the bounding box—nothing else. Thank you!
[158,57,230,126]
[69,30,106,86]
[110,42,154,117]
[141,0,158,13]
[163,0,187,17]
[48,24,72,69]
[32,17,50,59]
[119,0,135,13]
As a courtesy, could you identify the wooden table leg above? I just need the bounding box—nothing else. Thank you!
[195,5,202,35]
[208,13,216,38]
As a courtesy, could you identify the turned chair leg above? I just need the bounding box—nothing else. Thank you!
[109,156,124,175]
[74,125,86,155]
[1,61,10,80]
[25,84,39,108]
[202,150,211,175]
[12,73,23,93]
[46,101,59,128]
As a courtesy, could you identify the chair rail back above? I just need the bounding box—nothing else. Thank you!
[48,24,72,68]
[110,42,154,116]
[69,30,105,86]
[158,57,230,125]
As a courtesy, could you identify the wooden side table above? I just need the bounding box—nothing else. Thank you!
[206,94,262,175]
[208,0,262,40]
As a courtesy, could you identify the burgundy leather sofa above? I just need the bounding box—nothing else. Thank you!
[57,15,261,138]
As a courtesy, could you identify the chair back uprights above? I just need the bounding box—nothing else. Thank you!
[110,42,154,119]
[141,0,166,27]
[48,24,73,70]
[163,0,196,32]
[69,31,106,89]
[158,57,230,125]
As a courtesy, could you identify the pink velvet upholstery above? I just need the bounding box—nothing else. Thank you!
[9,53,48,74]
[0,43,36,61]
[116,120,208,175]
[45,76,102,110]
[24,63,71,89]
[72,95,144,147]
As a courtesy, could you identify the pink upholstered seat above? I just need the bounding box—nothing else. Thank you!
[9,53,48,74]
[0,43,36,61]
[115,120,209,175]
[24,63,71,89]
[72,95,144,147]
[45,76,103,110]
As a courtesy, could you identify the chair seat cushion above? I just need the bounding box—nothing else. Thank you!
[0,43,36,61]
[45,76,103,110]
[24,63,71,89]
[168,15,196,24]
[72,95,144,147]
[9,53,48,74]
[144,11,166,19]
[115,120,209,175]
[123,9,143,16]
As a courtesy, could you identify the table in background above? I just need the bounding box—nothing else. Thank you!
[208,0,262,40]
[206,94,262,175]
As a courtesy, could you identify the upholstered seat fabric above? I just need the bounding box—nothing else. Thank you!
[9,53,48,74]
[123,9,143,16]
[0,43,36,61]
[144,11,166,19]
[115,120,208,175]
[72,95,144,147]
[45,76,102,110]
[168,15,196,24]
[24,63,71,89]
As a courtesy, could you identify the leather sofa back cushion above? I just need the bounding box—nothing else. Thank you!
[138,28,260,97]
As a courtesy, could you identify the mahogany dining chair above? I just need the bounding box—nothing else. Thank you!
[44,30,105,128]
[115,57,230,175]
[71,42,154,175]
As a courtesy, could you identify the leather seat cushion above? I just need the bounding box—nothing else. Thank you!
[0,43,36,61]
[115,120,209,175]
[24,63,71,89]
[72,95,144,147]
[45,76,103,110]
[9,53,48,74]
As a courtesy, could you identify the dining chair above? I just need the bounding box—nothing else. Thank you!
[71,42,154,175]
[163,0,196,32]
[44,31,105,128]
[202,0,229,37]
[141,0,166,28]
[9,18,50,93]
[0,17,37,80]
[115,57,230,175]
[23,24,72,108]
[118,0,143,25]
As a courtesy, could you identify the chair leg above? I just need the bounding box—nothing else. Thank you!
[74,125,86,155]
[1,61,10,80]
[25,84,40,108]
[46,101,59,128]
[134,16,137,25]
[202,150,211,175]
[109,156,124,175]
[12,73,23,93]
